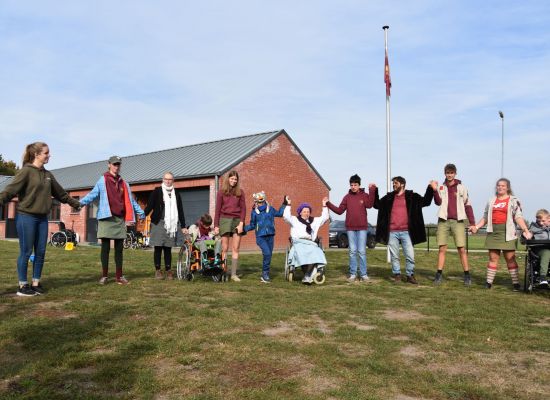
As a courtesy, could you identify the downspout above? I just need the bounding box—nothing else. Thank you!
[214,175,219,210]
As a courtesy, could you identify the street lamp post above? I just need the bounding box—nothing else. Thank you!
[499,111,504,177]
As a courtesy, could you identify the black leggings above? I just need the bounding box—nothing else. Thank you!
[101,239,124,269]
[154,246,172,270]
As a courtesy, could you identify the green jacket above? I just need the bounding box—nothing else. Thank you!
[0,164,80,215]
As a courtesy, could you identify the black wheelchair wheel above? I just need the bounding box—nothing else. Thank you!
[50,231,67,248]
[524,254,534,294]
[177,245,190,280]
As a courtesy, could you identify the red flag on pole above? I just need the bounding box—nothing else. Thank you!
[384,49,391,97]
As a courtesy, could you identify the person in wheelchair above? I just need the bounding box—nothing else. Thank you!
[188,214,222,266]
[528,209,550,288]
[283,196,329,284]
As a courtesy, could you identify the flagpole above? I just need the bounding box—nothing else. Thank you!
[383,25,391,263]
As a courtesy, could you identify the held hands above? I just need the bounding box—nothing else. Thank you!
[322,197,328,207]
[429,180,438,190]
[368,183,377,189]
[214,227,220,235]
[284,195,291,206]
[522,230,533,240]
[468,225,478,234]
[181,228,189,234]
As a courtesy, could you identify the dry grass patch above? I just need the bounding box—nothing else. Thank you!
[348,321,376,331]
[382,309,431,321]
[390,335,410,341]
[531,317,550,327]
[399,345,425,358]
[262,321,294,336]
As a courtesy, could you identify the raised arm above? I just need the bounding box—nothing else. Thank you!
[421,184,434,207]
[326,195,346,215]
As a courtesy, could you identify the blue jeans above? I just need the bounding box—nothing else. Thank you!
[348,230,368,277]
[16,213,49,284]
[257,235,274,277]
[388,231,415,276]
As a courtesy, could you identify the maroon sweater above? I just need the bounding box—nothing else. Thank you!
[433,179,475,224]
[389,193,408,231]
[326,187,375,231]
[104,172,125,217]
[214,190,246,227]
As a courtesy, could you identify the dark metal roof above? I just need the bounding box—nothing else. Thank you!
[0,130,330,191]
[0,175,13,192]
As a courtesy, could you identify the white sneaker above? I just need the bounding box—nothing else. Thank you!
[347,275,356,283]
[360,275,370,282]
[99,277,108,285]
[302,275,313,284]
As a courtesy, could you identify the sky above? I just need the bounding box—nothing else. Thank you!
[1,0,549,223]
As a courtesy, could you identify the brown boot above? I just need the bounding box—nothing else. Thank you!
[155,270,164,280]
[393,274,402,283]
[166,270,174,280]
[406,275,418,285]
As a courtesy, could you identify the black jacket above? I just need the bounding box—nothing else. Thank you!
[144,187,186,227]
[373,186,434,245]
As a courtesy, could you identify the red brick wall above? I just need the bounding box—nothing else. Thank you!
[47,134,329,251]
[218,134,330,251]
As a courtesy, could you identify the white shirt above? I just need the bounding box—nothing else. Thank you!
[283,206,329,241]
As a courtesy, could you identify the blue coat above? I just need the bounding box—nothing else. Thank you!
[244,203,285,237]
[80,176,144,222]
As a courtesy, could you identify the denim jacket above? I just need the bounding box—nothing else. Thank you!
[80,176,144,222]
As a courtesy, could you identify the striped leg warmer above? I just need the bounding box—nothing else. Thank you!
[486,263,498,284]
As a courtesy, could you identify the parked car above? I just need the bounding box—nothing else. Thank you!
[329,220,376,249]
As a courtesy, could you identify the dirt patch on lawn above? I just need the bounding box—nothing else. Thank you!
[402,349,550,396]
[262,321,294,336]
[337,343,373,358]
[390,335,410,341]
[348,321,376,331]
[382,309,431,321]
[399,345,425,358]
[311,314,332,335]
[394,395,428,400]
[531,317,550,327]
[30,301,78,319]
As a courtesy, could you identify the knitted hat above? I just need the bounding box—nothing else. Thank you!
[297,203,312,215]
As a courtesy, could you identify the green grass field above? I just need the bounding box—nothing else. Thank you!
[1,240,549,400]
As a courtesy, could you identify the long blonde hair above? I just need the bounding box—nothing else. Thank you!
[221,170,241,196]
[22,142,48,165]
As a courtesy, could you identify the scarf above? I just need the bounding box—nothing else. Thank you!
[162,183,178,237]
[297,215,314,235]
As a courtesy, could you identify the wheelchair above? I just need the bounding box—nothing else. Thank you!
[284,237,326,284]
[123,226,146,249]
[176,236,227,282]
[50,221,78,248]
[524,239,550,293]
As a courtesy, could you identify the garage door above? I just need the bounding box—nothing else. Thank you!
[177,187,209,227]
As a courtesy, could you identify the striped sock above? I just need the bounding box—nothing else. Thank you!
[486,263,498,284]
[507,263,519,285]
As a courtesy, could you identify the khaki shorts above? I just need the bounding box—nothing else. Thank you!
[436,218,466,248]
[219,217,241,236]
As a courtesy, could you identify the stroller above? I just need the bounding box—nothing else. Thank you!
[176,233,226,282]
[524,239,550,293]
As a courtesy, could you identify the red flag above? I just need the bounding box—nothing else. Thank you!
[384,49,391,97]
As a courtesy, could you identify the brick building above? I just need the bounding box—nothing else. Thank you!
[0,130,330,251]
